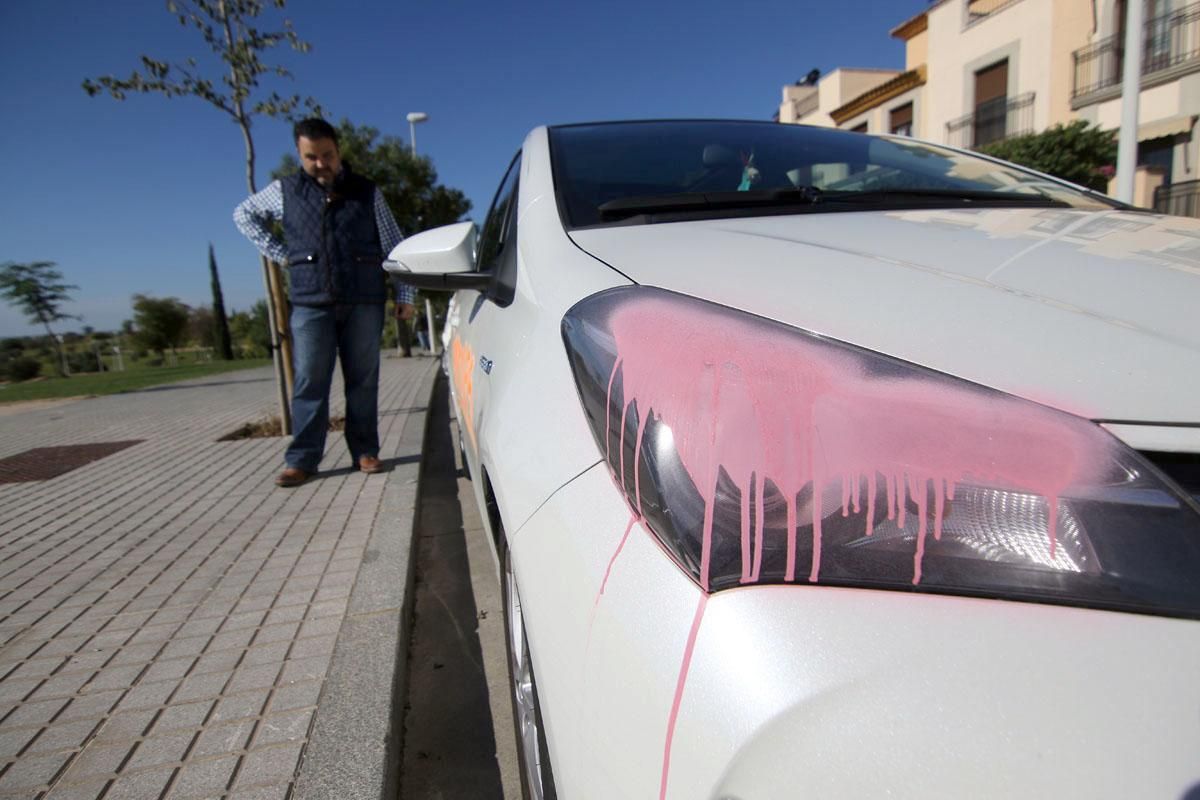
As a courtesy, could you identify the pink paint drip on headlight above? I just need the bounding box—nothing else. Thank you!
[604,293,1108,588]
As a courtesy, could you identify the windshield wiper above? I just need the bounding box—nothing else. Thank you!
[596,186,1069,221]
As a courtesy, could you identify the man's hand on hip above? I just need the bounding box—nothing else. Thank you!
[395,302,415,321]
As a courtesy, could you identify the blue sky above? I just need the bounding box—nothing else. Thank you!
[0,0,927,336]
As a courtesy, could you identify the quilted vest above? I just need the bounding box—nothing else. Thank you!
[281,165,386,305]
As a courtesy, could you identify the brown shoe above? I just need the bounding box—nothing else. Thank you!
[275,467,311,488]
[358,455,386,474]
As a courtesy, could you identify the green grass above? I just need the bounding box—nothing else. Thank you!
[0,359,272,404]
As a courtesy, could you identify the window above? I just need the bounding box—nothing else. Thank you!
[890,103,914,137]
[477,153,520,271]
[852,122,869,133]
[973,59,1009,147]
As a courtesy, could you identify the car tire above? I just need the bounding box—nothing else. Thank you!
[502,543,558,800]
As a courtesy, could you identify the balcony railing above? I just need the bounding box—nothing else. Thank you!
[1153,179,1200,216]
[967,0,1022,25]
[1073,1,1200,99]
[946,92,1036,149]
[793,92,819,119]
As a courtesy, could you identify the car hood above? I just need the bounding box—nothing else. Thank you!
[569,206,1200,429]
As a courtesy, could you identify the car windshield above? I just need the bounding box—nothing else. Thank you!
[549,120,1116,227]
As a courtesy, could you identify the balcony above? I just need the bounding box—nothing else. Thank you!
[966,0,1023,26]
[1153,179,1200,217]
[946,92,1036,149]
[1073,1,1200,102]
[793,92,820,120]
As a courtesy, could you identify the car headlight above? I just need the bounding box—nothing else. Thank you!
[562,287,1200,617]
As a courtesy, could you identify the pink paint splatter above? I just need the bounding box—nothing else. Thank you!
[596,515,638,606]
[584,515,640,682]
[601,293,1108,587]
[659,592,707,800]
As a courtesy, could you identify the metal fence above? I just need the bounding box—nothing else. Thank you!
[1073,1,1200,99]
[946,92,1036,149]
[1154,179,1200,216]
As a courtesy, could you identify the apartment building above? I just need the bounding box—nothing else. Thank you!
[780,0,1200,209]
[778,68,901,128]
[888,0,1092,147]
[1071,0,1200,211]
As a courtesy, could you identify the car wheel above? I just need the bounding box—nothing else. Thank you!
[503,545,558,800]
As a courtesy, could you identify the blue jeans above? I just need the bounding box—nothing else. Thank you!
[287,303,384,472]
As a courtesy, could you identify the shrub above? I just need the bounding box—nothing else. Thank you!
[980,120,1117,192]
[7,357,42,382]
[65,352,95,374]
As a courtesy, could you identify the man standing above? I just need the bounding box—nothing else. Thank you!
[234,118,414,487]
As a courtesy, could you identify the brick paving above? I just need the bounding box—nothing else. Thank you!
[0,357,435,799]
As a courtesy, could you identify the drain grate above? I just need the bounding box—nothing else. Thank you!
[0,441,143,484]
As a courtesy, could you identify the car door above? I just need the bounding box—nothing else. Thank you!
[445,152,520,488]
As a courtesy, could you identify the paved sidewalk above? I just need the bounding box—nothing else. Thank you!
[0,357,436,799]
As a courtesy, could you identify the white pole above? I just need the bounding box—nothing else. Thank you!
[406,112,427,158]
[1116,0,1145,203]
[57,335,69,376]
[113,345,124,372]
[424,298,437,355]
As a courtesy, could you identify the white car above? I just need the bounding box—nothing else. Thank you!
[386,120,1200,800]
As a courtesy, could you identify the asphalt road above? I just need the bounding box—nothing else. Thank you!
[399,377,520,799]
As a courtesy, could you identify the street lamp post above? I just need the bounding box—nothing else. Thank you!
[1115,0,1145,203]
[401,111,431,355]
[406,111,428,157]
[56,334,69,376]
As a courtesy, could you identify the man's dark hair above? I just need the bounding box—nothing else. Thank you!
[293,118,339,146]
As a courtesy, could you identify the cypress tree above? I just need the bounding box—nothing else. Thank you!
[209,244,235,360]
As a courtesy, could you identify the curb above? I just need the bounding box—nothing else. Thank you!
[292,363,438,800]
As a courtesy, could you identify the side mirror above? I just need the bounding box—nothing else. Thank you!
[383,221,492,291]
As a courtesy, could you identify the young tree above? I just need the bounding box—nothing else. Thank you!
[0,261,79,377]
[272,119,472,235]
[132,294,191,359]
[83,0,322,429]
[980,121,1117,192]
[208,244,235,359]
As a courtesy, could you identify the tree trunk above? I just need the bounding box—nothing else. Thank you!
[41,321,65,377]
[222,0,292,434]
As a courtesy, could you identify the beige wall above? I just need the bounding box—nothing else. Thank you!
[837,69,902,102]
[923,0,1057,143]
[906,29,929,71]
[1108,165,1168,206]
[1050,0,1096,125]
[1092,82,1184,128]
